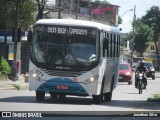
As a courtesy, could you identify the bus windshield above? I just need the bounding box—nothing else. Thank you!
[31,25,99,70]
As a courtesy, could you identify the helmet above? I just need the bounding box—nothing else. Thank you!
[140,60,145,66]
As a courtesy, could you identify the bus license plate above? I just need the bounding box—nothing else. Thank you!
[56,86,68,90]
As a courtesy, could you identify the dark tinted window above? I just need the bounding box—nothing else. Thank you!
[119,64,129,70]
[145,62,154,67]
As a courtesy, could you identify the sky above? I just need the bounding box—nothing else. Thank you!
[48,0,159,33]
[107,0,160,33]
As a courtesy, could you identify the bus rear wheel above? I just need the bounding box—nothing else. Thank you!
[36,91,45,101]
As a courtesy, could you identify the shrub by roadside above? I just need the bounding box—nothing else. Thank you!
[147,93,160,102]
[0,57,11,80]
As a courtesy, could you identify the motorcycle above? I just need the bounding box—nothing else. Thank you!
[135,72,145,94]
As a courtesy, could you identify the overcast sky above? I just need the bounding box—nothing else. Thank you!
[107,0,160,33]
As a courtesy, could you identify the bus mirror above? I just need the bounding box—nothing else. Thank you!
[27,31,32,45]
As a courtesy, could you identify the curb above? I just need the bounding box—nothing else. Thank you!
[0,83,29,90]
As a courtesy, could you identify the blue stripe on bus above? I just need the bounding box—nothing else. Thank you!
[36,78,88,95]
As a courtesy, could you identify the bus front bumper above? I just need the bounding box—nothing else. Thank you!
[36,78,89,96]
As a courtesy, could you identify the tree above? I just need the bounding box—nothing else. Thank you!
[133,20,153,56]
[0,0,36,30]
[0,0,15,30]
[36,0,48,20]
[120,32,133,48]
[19,0,37,30]
[118,16,122,24]
[94,0,111,4]
[141,6,160,67]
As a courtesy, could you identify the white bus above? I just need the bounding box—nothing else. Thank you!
[28,19,121,104]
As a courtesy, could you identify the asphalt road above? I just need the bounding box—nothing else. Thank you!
[0,73,160,118]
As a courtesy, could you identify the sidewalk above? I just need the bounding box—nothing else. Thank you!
[155,71,160,78]
[0,72,159,91]
[0,75,29,90]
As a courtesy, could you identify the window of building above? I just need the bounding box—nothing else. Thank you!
[151,45,155,50]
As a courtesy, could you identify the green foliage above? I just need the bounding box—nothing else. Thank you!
[128,6,160,56]
[36,0,48,20]
[118,16,122,24]
[0,0,15,29]
[12,84,21,90]
[94,0,111,5]
[0,0,37,30]
[19,0,37,30]
[133,20,154,56]
[142,6,160,67]
[121,32,134,48]
[147,93,160,102]
[0,57,11,75]
[142,6,160,39]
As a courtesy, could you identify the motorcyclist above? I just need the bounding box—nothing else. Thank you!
[135,60,148,89]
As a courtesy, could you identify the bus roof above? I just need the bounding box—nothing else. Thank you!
[35,19,120,33]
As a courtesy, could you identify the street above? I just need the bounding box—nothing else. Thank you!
[0,73,160,115]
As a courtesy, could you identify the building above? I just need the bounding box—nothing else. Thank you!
[143,42,156,57]
[48,0,119,26]
[147,37,160,67]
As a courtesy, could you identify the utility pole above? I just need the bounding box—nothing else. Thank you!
[70,0,73,17]
[12,0,19,81]
[130,5,136,68]
[58,0,61,19]
[76,0,79,19]
[89,0,91,21]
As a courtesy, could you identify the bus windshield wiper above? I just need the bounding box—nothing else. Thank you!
[47,48,66,65]
[67,46,82,66]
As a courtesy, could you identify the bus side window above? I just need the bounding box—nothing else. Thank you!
[110,34,113,58]
[116,35,119,58]
[108,34,111,57]
[117,35,120,57]
[102,32,105,57]
[119,36,121,57]
[106,33,110,57]
[113,34,116,57]
[103,37,108,57]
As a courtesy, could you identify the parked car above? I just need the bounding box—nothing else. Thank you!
[136,61,155,80]
[144,62,155,80]
[119,63,133,85]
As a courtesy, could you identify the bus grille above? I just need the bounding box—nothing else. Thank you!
[40,68,87,77]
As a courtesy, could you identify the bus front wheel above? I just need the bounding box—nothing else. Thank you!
[36,91,45,101]
[104,78,114,101]
[92,79,104,104]
[92,95,103,104]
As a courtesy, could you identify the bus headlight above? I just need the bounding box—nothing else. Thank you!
[90,77,95,82]
[32,73,37,78]
[83,75,98,85]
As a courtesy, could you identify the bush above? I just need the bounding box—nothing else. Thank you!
[0,57,11,76]
[147,93,160,102]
